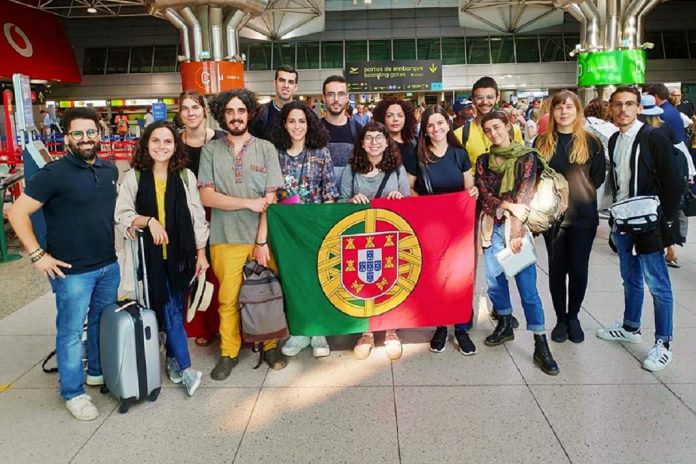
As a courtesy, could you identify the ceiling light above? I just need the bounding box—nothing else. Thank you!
[87,5,97,13]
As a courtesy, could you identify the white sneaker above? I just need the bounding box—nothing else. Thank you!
[166,357,183,384]
[182,369,203,397]
[596,322,642,344]
[642,340,673,372]
[311,336,330,358]
[281,335,310,356]
[66,394,99,421]
[85,374,104,386]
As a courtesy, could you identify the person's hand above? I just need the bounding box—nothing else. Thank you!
[467,186,479,197]
[254,243,270,266]
[509,237,523,254]
[34,254,72,279]
[195,251,209,276]
[125,226,137,239]
[386,191,403,200]
[506,203,530,221]
[351,193,370,204]
[148,219,169,245]
[247,198,268,213]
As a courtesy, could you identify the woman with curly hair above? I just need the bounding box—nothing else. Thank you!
[372,97,417,159]
[269,101,339,358]
[115,120,209,397]
[339,121,410,360]
[408,105,479,356]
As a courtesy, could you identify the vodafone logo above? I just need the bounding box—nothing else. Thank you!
[3,22,33,58]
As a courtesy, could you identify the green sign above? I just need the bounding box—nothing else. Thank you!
[577,49,646,87]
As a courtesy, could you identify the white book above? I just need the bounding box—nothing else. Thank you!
[495,234,537,278]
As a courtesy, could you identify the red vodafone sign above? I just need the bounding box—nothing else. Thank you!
[0,0,81,83]
[180,61,244,95]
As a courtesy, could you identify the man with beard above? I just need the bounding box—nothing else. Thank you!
[250,64,299,140]
[198,89,287,380]
[321,75,363,180]
[8,108,120,421]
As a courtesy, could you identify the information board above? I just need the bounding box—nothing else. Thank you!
[152,102,167,122]
[12,73,35,130]
[577,49,646,87]
[345,60,443,92]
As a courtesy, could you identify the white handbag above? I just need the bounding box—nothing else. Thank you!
[609,195,661,235]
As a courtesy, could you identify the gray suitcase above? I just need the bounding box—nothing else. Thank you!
[100,229,161,413]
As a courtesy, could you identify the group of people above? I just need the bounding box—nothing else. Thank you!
[7,64,686,422]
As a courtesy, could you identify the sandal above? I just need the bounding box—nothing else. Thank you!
[384,330,403,360]
[195,333,219,347]
[353,333,375,360]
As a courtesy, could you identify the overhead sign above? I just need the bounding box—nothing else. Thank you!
[0,0,81,83]
[180,61,245,95]
[345,60,443,92]
[577,49,646,87]
[152,102,167,122]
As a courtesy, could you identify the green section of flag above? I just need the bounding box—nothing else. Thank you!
[268,202,370,336]
[577,49,646,86]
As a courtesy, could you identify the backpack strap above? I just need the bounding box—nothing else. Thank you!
[461,121,471,147]
[42,350,58,374]
[418,161,434,195]
[375,170,393,198]
[348,118,361,142]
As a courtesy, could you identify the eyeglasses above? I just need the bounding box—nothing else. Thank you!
[610,101,639,109]
[473,94,497,103]
[325,92,347,100]
[364,135,386,144]
[68,129,99,140]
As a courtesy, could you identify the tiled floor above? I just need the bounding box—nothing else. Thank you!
[2,220,696,464]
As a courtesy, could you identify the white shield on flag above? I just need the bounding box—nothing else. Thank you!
[357,249,382,284]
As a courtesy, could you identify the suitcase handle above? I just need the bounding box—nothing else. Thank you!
[129,228,151,308]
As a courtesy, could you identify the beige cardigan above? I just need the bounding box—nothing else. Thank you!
[114,168,209,249]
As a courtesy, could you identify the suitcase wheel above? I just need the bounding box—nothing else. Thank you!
[148,388,161,402]
[118,401,131,414]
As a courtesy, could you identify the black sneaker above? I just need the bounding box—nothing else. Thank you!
[550,321,568,343]
[567,319,585,343]
[454,330,477,356]
[429,326,448,353]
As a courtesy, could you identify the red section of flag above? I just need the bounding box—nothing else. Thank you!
[368,192,476,332]
[0,0,81,83]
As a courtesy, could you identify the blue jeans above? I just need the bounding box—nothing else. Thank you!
[482,224,545,332]
[612,231,674,342]
[163,278,191,370]
[50,261,120,400]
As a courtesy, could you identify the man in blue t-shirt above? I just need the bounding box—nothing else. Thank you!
[321,75,362,182]
[647,83,686,144]
[8,108,120,422]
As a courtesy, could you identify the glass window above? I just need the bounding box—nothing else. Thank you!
[540,34,565,62]
[515,36,540,63]
[688,31,696,59]
[345,40,367,64]
[273,43,296,68]
[490,36,514,63]
[662,31,689,59]
[322,41,343,68]
[417,38,441,60]
[82,47,107,75]
[296,42,320,69]
[441,37,466,65]
[106,47,130,74]
[153,45,177,72]
[129,46,153,73]
[247,43,272,70]
[393,39,416,60]
[465,37,489,64]
[369,40,391,61]
[644,31,664,59]
[563,34,580,60]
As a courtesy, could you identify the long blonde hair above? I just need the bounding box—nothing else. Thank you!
[536,90,595,165]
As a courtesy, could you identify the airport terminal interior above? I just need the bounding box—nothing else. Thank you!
[2,0,696,463]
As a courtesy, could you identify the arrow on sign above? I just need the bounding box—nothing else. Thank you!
[429,64,438,73]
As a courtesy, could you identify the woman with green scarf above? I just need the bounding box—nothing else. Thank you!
[475,110,559,376]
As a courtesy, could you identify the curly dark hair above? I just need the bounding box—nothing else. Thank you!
[131,120,188,172]
[372,97,417,143]
[416,105,463,164]
[584,97,610,120]
[269,101,330,150]
[350,121,402,175]
[209,89,259,133]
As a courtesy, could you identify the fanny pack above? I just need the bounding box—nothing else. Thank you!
[610,195,661,235]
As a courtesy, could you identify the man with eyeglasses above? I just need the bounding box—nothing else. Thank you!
[8,108,120,421]
[251,64,299,141]
[321,75,363,180]
[597,85,682,372]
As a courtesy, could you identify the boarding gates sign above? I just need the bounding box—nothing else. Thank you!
[577,49,646,87]
[345,60,443,92]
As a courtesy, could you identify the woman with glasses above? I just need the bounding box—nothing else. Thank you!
[270,101,339,358]
[534,90,605,343]
[339,121,411,360]
[407,105,479,356]
[476,110,559,375]
[115,120,209,396]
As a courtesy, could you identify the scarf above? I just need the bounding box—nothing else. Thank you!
[488,143,546,195]
[135,169,196,315]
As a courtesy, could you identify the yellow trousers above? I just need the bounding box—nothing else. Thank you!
[210,243,277,357]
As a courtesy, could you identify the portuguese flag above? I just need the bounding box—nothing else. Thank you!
[267,192,476,336]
